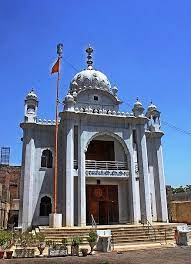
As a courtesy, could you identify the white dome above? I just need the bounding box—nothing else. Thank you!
[26,89,38,100]
[65,93,74,102]
[134,98,143,108]
[148,102,157,111]
[69,68,111,93]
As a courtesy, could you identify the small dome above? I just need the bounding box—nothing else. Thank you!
[69,69,111,93]
[26,89,38,101]
[65,93,74,102]
[112,86,118,95]
[134,98,143,108]
[148,102,157,112]
[132,98,144,117]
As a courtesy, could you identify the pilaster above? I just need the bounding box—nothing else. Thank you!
[78,130,86,226]
[136,124,152,223]
[125,126,139,224]
[65,121,74,226]
[22,132,35,230]
[154,137,168,222]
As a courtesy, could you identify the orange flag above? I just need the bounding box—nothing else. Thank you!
[51,58,60,74]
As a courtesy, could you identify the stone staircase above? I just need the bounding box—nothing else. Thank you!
[38,224,177,247]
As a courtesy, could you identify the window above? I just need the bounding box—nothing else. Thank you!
[41,149,53,168]
[94,95,98,101]
[27,105,35,114]
[40,196,52,216]
[133,130,137,144]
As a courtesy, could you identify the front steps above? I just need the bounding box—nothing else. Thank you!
[38,223,177,247]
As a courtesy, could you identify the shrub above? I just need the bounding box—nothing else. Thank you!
[87,230,97,243]
[0,230,12,249]
[35,232,45,243]
[72,237,82,246]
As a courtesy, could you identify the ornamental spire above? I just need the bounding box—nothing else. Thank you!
[86,44,94,69]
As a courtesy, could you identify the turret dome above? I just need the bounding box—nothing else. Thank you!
[26,89,38,101]
[133,98,143,108]
[132,98,144,117]
[147,102,157,112]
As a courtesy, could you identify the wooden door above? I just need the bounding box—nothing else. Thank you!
[86,185,119,225]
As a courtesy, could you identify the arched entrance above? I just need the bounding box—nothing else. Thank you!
[85,132,129,225]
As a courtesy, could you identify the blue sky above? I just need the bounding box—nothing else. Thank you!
[0,0,191,187]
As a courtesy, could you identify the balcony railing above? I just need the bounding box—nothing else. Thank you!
[74,160,128,170]
[86,160,128,170]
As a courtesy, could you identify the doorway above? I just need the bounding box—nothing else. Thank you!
[86,185,119,225]
[86,140,115,161]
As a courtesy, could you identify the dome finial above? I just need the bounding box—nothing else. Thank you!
[86,44,94,70]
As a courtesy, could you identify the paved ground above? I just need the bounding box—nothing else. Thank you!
[1,247,191,264]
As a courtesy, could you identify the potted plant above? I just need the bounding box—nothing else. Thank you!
[59,238,68,256]
[0,230,13,259]
[14,231,35,258]
[36,232,46,256]
[71,237,82,256]
[87,230,97,254]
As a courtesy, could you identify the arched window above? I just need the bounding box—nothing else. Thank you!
[41,149,53,168]
[40,196,52,216]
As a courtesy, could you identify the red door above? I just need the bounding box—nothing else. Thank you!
[86,185,119,225]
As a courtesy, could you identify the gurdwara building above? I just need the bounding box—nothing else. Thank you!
[19,47,168,230]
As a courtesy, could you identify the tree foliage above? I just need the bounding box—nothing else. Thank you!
[172,184,191,194]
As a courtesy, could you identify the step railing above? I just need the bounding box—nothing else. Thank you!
[90,214,97,229]
[142,217,174,243]
[142,217,157,241]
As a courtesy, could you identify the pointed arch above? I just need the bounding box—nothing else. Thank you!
[41,149,53,168]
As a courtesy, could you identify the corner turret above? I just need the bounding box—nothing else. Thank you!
[146,101,161,131]
[24,89,38,123]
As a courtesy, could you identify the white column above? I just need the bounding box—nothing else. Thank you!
[125,127,139,224]
[136,124,152,223]
[78,131,86,226]
[22,134,35,230]
[155,138,168,222]
[65,122,74,226]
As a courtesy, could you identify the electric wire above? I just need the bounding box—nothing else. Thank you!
[63,58,191,138]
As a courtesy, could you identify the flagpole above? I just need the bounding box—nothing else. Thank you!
[53,44,63,214]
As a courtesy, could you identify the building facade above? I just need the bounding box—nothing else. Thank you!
[19,47,168,230]
[0,165,21,228]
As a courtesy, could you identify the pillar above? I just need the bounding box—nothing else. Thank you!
[22,133,35,230]
[154,137,168,222]
[65,121,74,226]
[136,124,152,223]
[78,131,86,226]
[125,126,139,224]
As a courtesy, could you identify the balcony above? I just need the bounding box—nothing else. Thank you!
[85,160,128,170]
[74,160,129,177]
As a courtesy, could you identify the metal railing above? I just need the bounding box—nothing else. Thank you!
[85,160,128,170]
[74,160,128,170]
[142,217,175,243]
[90,214,97,229]
[142,217,157,241]
[74,159,136,172]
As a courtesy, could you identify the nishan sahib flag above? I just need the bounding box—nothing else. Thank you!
[51,58,60,74]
